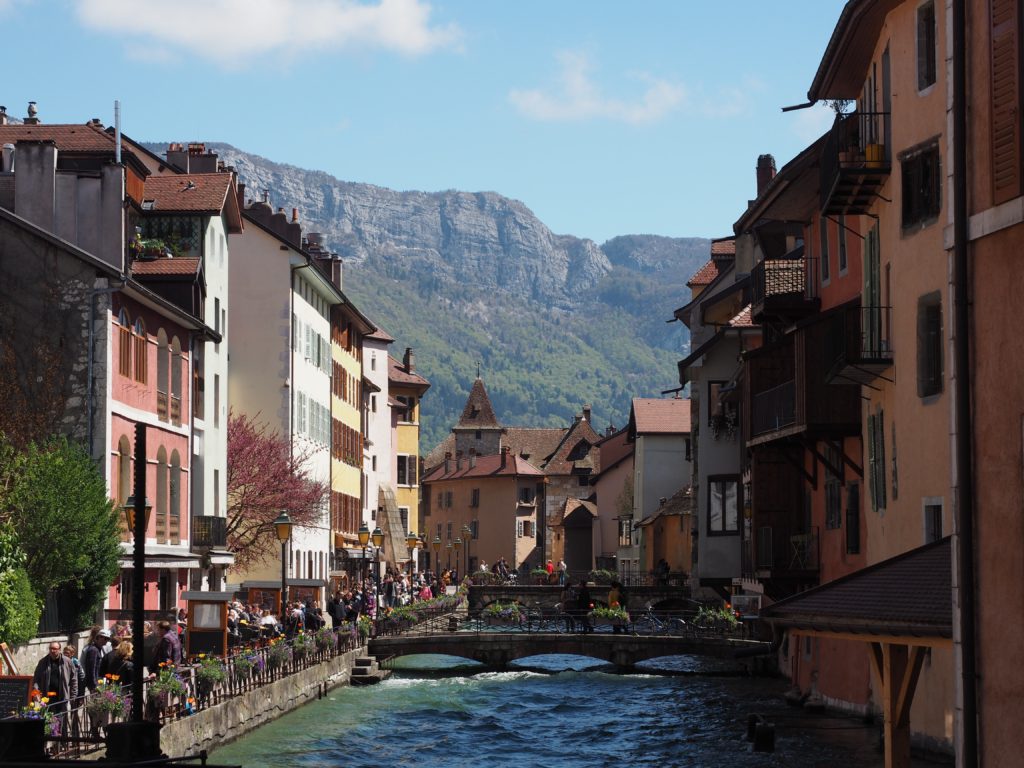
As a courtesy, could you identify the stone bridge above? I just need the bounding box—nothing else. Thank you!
[467,584,694,614]
[367,631,771,669]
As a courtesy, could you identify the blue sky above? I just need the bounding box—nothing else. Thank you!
[2,0,846,243]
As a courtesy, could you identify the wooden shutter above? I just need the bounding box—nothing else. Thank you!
[992,0,1023,204]
[877,409,887,510]
[867,414,878,512]
[846,483,861,554]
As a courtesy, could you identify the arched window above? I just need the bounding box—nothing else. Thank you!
[156,329,169,421]
[169,450,181,545]
[294,549,302,578]
[132,317,148,384]
[156,446,168,544]
[170,337,183,425]
[117,435,131,543]
[117,308,132,377]
[307,552,314,581]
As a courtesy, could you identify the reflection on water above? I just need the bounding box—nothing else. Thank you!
[213,654,953,768]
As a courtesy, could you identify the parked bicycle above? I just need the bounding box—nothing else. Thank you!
[630,604,690,636]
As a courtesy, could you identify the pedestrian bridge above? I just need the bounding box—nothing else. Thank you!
[368,630,771,669]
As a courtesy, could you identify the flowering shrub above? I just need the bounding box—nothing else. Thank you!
[482,602,523,621]
[356,615,372,640]
[149,663,187,699]
[86,678,128,718]
[292,632,311,657]
[232,650,262,681]
[589,605,630,622]
[267,639,292,669]
[314,627,337,651]
[21,689,53,730]
[195,655,226,687]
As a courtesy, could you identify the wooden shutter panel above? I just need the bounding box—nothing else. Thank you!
[992,0,1023,204]
[877,409,887,510]
[867,414,878,512]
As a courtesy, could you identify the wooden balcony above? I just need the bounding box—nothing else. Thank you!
[747,318,861,446]
[820,111,891,216]
[825,305,894,386]
[751,255,820,323]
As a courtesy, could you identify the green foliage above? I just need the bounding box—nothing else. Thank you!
[2,437,121,628]
[0,526,41,646]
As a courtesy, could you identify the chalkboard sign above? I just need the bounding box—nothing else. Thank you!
[187,629,226,659]
[0,676,33,719]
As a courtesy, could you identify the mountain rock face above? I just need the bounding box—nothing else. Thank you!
[146,142,709,450]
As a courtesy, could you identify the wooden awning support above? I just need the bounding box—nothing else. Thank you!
[869,641,927,768]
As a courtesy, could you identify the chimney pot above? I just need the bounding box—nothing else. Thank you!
[292,207,298,223]
[582,404,592,422]
[25,101,38,125]
[404,347,415,373]
[660,497,668,506]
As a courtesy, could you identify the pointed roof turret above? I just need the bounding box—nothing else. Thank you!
[455,377,502,430]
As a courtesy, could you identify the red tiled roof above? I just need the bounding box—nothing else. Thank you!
[710,238,736,256]
[630,397,691,435]
[388,355,430,389]
[762,537,952,637]
[130,257,200,277]
[421,452,544,483]
[550,498,598,527]
[686,259,719,288]
[638,487,694,526]
[143,173,232,214]
[543,418,602,475]
[0,123,115,152]
[423,427,568,474]
[366,326,395,343]
[729,305,754,327]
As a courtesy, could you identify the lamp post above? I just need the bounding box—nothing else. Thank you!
[432,535,441,574]
[358,523,370,588]
[123,491,151,725]
[446,541,452,571]
[371,526,384,613]
[273,511,293,613]
[405,531,419,575]
[462,523,472,576]
[453,537,462,581]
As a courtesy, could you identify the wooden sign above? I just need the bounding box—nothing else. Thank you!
[0,643,17,675]
[0,676,33,719]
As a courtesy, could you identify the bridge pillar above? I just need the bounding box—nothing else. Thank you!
[610,649,637,670]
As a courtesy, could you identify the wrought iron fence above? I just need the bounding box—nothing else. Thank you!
[751,379,796,436]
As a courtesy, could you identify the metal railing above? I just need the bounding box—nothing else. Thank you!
[820,110,891,212]
[750,379,796,436]
[826,305,894,369]
[754,525,820,572]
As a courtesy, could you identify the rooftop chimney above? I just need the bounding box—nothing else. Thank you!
[659,497,668,506]
[0,106,7,126]
[456,450,463,471]
[756,154,776,196]
[404,347,415,373]
[582,404,592,423]
[292,207,299,223]
[24,101,38,125]
[444,451,452,474]
[500,445,510,470]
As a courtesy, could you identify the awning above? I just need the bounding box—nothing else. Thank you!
[118,555,202,570]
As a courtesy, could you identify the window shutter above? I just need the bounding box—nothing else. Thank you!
[867,414,878,512]
[877,409,887,510]
[992,0,1023,204]
[846,483,861,554]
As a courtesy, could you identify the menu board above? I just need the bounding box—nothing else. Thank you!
[0,676,32,719]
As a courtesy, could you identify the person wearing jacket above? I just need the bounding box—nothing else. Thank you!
[33,642,78,709]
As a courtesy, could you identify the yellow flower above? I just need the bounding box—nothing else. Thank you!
[198,654,206,659]
[40,697,49,704]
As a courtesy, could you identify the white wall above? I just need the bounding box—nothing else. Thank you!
[362,339,392,529]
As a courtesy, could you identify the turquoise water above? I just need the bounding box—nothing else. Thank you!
[213,655,952,767]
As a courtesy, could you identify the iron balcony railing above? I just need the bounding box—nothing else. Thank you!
[825,305,894,383]
[751,379,796,436]
[192,515,228,548]
[820,110,892,215]
[751,257,820,314]
[755,525,820,573]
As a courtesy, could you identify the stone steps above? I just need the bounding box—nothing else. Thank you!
[350,656,389,686]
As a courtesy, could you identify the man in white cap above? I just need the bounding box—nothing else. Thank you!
[81,627,111,693]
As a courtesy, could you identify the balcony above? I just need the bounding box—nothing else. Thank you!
[157,390,168,421]
[192,515,227,549]
[820,111,891,216]
[747,318,861,446]
[825,305,894,386]
[753,525,820,580]
[170,395,182,426]
[751,255,820,323]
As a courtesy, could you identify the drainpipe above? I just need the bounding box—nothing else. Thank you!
[87,278,125,462]
[951,0,978,765]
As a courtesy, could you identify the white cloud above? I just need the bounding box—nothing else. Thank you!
[74,0,461,66]
[509,51,685,125]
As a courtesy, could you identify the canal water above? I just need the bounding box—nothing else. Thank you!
[213,655,953,767]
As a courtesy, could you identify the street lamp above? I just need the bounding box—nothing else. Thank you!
[432,535,441,573]
[453,537,462,580]
[406,531,419,574]
[122,496,153,539]
[446,540,452,571]
[273,511,293,612]
[462,523,472,576]
[371,526,384,609]
[358,523,371,588]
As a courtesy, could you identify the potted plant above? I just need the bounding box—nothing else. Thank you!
[267,639,293,670]
[315,626,337,652]
[148,663,187,715]
[356,615,373,641]
[589,605,630,627]
[481,601,523,626]
[194,655,226,699]
[231,651,259,683]
[529,567,548,585]
[292,632,311,660]
[86,678,128,729]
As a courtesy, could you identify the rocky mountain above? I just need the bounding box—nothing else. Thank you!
[145,143,710,451]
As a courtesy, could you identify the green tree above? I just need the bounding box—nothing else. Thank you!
[0,525,40,646]
[2,438,121,629]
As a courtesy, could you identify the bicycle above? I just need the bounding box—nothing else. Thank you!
[630,604,690,636]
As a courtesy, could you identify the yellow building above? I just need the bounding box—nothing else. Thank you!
[388,350,430,547]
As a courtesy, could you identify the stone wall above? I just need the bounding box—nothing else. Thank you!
[158,647,360,757]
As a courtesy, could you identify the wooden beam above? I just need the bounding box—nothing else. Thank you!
[895,646,926,727]
[881,643,911,768]
[789,628,952,648]
[826,438,864,478]
[779,444,816,489]
[804,438,846,486]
